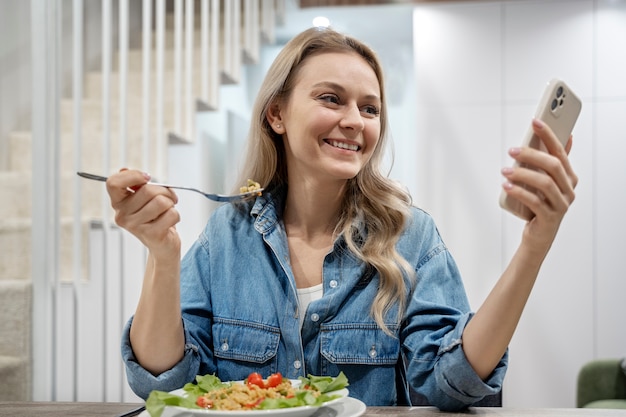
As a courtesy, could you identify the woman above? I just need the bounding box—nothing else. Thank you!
[106,27,577,410]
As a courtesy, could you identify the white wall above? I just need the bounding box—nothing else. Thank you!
[413,0,626,408]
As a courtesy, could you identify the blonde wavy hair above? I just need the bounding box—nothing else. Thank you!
[236,27,414,334]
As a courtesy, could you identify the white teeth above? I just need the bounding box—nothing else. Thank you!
[329,140,359,151]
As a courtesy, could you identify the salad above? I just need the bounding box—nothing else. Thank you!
[145,371,349,417]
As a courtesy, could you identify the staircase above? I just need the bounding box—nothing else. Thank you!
[0,0,284,401]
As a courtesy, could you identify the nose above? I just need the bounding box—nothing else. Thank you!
[339,102,365,132]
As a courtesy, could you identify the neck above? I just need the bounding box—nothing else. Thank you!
[283,181,345,240]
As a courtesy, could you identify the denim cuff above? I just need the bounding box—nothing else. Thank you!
[435,312,507,407]
[120,317,201,399]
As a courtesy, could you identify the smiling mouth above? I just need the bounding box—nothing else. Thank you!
[326,139,360,151]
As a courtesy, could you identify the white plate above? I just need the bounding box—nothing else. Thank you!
[138,397,365,417]
[308,397,366,417]
[140,383,352,417]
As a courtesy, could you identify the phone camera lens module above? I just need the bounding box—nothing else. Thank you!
[551,98,558,111]
[556,86,564,98]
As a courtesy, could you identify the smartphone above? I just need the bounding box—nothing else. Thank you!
[499,78,582,221]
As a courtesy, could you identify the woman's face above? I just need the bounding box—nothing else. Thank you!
[276,51,382,185]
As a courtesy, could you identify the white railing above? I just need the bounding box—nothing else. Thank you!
[31,0,60,402]
[31,0,284,402]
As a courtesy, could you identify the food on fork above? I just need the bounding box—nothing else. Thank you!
[240,179,262,195]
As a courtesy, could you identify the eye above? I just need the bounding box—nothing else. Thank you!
[318,94,340,105]
[361,105,380,116]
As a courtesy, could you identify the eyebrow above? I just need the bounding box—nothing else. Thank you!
[312,81,381,103]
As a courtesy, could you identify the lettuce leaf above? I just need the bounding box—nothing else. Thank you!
[298,371,349,393]
[145,390,200,417]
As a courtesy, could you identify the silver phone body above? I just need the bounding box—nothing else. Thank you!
[499,79,582,220]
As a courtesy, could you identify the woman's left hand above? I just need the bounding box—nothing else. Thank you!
[464,118,579,379]
[501,118,578,248]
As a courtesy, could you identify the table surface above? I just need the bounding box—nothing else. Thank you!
[1,402,626,417]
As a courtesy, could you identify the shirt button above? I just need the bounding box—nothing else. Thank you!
[310,313,320,322]
[221,342,229,351]
[369,346,377,358]
[329,280,338,288]
[293,360,301,369]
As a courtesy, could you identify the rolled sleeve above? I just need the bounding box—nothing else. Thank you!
[120,317,201,399]
[433,313,507,410]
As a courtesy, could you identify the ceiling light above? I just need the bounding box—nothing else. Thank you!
[312,16,330,28]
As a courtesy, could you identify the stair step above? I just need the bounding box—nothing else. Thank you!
[59,97,179,132]
[132,26,248,58]
[113,45,221,71]
[164,11,204,29]
[8,130,158,174]
[0,280,32,401]
[0,355,29,401]
[131,27,204,49]
[83,69,217,102]
[163,5,264,29]
[0,171,109,220]
[0,280,32,357]
[0,217,93,282]
[120,27,256,70]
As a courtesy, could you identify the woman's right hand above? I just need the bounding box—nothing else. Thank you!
[105,168,181,259]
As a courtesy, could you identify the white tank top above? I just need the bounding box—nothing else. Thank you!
[296,283,323,328]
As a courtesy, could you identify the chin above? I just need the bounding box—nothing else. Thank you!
[332,170,361,181]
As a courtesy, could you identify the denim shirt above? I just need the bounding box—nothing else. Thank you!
[121,188,507,410]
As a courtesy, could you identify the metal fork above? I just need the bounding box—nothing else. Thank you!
[77,171,263,202]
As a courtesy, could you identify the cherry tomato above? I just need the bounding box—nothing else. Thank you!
[247,372,265,388]
[196,396,213,409]
[266,372,283,388]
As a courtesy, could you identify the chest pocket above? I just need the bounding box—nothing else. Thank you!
[212,317,280,363]
[320,323,399,365]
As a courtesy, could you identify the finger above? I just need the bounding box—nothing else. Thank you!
[532,119,578,189]
[135,206,181,245]
[502,182,555,221]
[115,190,178,231]
[116,184,179,217]
[502,164,573,217]
[509,167,566,206]
[106,169,151,204]
[508,144,577,203]
[564,135,573,154]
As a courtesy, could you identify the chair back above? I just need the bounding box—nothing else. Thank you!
[576,358,626,408]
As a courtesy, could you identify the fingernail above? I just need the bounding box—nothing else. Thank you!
[509,147,521,156]
[502,181,513,190]
[143,172,151,181]
[501,167,513,176]
[532,118,545,129]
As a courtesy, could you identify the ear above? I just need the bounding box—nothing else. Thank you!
[266,102,285,135]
